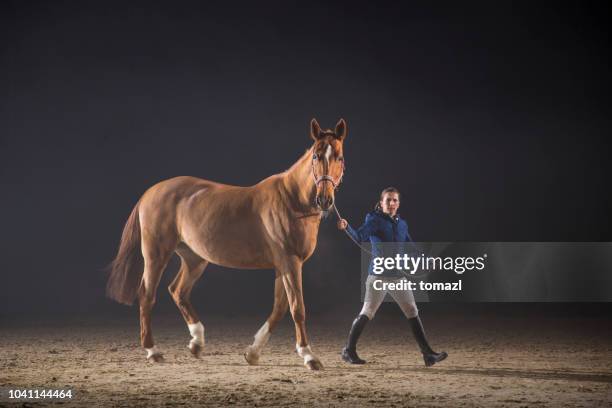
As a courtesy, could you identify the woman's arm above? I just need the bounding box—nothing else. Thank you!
[345,214,377,242]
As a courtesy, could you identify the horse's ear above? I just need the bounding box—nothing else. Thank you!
[310,118,322,140]
[335,118,347,140]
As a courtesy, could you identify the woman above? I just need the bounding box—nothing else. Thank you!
[337,187,448,367]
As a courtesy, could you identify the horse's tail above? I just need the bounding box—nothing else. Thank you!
[106,201,143,306]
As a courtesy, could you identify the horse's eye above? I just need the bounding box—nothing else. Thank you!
[338,156,344,162]
[312,154,318,160]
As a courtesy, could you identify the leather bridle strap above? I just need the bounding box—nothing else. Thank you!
[295,147,344,219]
[311,155,344,189]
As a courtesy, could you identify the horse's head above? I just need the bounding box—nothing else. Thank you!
[309,118,347,211]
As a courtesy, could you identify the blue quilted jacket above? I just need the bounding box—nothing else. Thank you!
[346,210,414,277]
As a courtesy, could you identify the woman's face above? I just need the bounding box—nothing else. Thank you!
[380,192,400,216]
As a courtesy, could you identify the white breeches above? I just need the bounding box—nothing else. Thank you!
[360,275,419,319]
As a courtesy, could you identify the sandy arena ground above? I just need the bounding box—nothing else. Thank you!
[1,313,611,407]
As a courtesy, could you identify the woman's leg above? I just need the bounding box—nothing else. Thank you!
[342,314,369,364]
[342,275,386,364]
[388,279,448,367]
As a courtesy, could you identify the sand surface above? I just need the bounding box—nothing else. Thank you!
[1,314,611,407]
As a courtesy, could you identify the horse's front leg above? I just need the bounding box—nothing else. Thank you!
[279,256,323,370]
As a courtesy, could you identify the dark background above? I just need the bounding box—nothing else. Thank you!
[1,1,611,321]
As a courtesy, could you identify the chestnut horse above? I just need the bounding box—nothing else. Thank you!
[106,118,347,370]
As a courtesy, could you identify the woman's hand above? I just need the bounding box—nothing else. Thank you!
[337,219,348,230]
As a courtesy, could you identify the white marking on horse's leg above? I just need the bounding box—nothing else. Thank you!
[188,322,205,348]
[296,344,316,363]
[145,345,161,359]
[253,321,271,352]
[296,344,323,369]
[245,321,270,365]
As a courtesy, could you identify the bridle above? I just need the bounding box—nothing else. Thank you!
[295,146,344,219]
[310,148,344,190]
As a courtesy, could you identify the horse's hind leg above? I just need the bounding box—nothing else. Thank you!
[169,244,209,357]
[245,274,288,365]
[139,234,175,363]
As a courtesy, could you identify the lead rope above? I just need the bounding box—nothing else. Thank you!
[332,202,374,256]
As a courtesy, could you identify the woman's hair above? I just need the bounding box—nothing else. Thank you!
[374,186,401,211]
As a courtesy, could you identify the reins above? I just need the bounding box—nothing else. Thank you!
[292,199,375,256]
[331,202,374,257]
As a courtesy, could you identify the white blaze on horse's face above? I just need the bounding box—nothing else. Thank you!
[324,144,333,162]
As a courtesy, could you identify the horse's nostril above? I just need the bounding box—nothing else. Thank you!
[316,195,334,209]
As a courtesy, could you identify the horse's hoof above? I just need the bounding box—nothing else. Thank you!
[147,353,164,363]
[189,343,202,358]
[305,359,323,371]
[244,346,260,365]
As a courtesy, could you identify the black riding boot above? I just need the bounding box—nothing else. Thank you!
[408,316,448,367]
[341,314,369,364]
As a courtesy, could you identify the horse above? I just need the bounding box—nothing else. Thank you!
[106,118,347,370]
